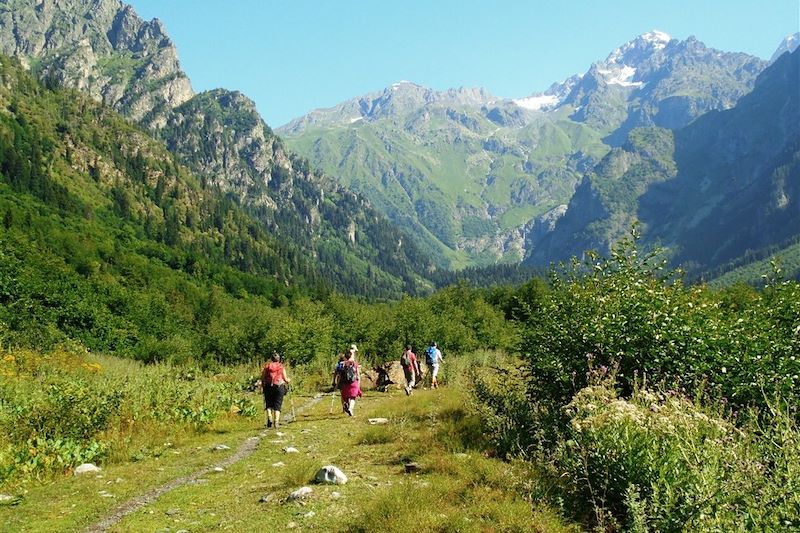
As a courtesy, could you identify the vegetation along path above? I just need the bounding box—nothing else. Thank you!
[2,386,575,532]
[86,394,327,532]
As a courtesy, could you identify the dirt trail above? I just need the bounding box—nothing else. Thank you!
[85,393,326,532]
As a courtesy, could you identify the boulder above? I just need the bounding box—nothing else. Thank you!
[360,361,409,391]
[288,486,313,500]
[360,368,379,390]
[314,465,348,485]
[74,463,101,475]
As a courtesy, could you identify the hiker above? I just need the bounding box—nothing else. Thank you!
[334,344,362,416]
[331,353,345,390]
[400,345,418,395]
[260,352,290,428]
[425,342,443,389]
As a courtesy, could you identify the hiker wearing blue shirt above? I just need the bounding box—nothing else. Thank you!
[425,342,443,389]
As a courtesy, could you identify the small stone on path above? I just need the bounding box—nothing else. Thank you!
[213,444,231,451]
[259,493,275,503]
[276,432,286,437]
[368,418,389,425]
[314,465,348,485]
[284,447,300,453]
[287,522,298,529]
[213,467,225,473]
[288,486,313,501]
[75,463,101,475]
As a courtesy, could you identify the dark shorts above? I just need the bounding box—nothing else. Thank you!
[263,384,286,411]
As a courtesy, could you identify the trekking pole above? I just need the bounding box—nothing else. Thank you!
[329,390,336,414]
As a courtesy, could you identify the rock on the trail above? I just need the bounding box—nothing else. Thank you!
[368,417,389,425]
[259,493,275,504]
[404,462,420,473]
[212,467,225,473]
[360,361,408,390]
[272,461,285,467]
[212,444,231,451]
[330,491,341,500]
[314,465,348,485]
[74,463,102,475]
[284,447,300,453]
[288,486,313,501]
[276,432,286,437]
[97,490,114,498]
[287,522,298,529]
[0,494,14,502]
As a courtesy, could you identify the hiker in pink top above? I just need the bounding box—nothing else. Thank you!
[333,344,362,416]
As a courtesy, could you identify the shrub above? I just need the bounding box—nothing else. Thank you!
[554,378,800,531]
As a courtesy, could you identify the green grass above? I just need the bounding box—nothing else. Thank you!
[1,384,575,532]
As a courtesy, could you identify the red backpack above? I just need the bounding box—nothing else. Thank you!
[262,362,283,386]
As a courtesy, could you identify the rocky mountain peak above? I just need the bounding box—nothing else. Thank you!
[0,0,193,128]
[771,32,800,63]
[604,30,672,66]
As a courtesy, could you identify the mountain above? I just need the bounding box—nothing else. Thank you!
[280,82,609,267]
[0,0,193,129]
[528,49,800,276]
[279,32,766,268]
[0,0,434,297]
[771,32,800,63]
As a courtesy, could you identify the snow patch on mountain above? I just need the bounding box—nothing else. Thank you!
[596,65,644,87]
[513,94,559,110]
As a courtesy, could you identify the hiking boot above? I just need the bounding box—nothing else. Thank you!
[267,420,273,428]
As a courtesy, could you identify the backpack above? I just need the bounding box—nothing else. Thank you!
[340,360,358,383]
[262,362,283,386]
[400,351,411,368]
[425,346,436,365]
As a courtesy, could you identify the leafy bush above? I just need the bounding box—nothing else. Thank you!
[554,378,800,531]
[517,231,799,449]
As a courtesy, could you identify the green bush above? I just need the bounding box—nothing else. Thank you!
[554,378,800,531]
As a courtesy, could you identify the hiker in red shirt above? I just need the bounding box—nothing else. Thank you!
[260,352,290,428]
[400,345,419,395]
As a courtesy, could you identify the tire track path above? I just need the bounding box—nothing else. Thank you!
[86,393,326,532]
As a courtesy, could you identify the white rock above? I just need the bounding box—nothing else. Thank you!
[300,429,311,434]
[213,467,225,473]
[304,511,316,518]
[287,522,298,529]
[272,461,285,467]
[368,418,389,425]
[288,486,313,500]
[213,444,231,451]
[314,465,348,485]
[0,494,13,502]
[97,490,114,498]
[276,432,286,437]
[284,447,300,453]
[74,463,101,475]
[330,491,342,500]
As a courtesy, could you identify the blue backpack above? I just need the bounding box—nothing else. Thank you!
[425,346,436,365]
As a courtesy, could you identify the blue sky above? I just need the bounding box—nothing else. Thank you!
[127,0,798,127]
